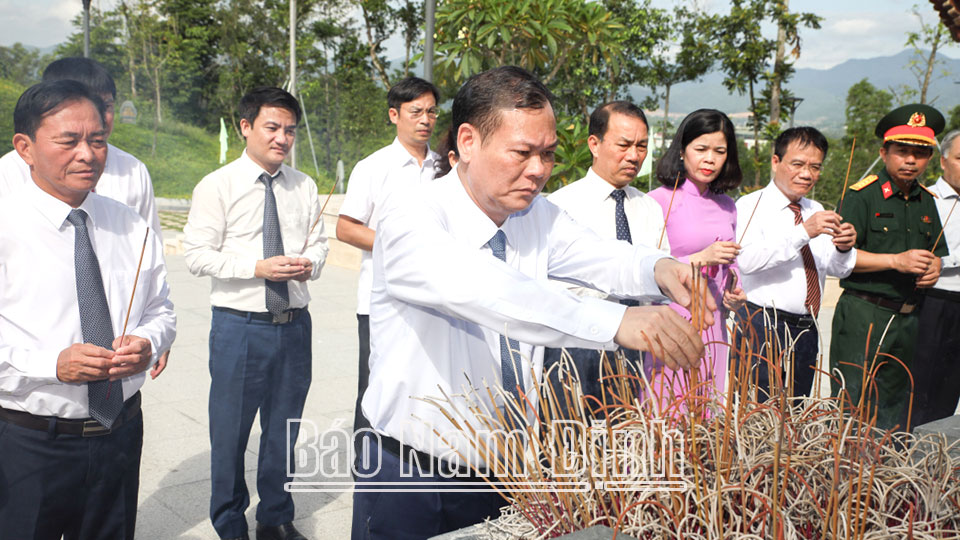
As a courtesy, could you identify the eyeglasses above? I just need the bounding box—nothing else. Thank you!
[786,161,822,174]
[406,107,438,120]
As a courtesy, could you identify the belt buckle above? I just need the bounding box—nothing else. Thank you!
[900,303,916,315]
[82,420,111,437]
[271,310,293,324]
[797,318,814,329]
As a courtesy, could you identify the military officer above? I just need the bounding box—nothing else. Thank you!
[831,104,947,431]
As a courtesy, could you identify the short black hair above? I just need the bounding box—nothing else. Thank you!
[387,77,440,110]
[589,101,648,139]
[655,108,742,194]
[238,86,301,126]
[452,66,554,141]
[14,79,106,140]
[43,57,117,99]
[773,127,828,160]
[436,127,459,177]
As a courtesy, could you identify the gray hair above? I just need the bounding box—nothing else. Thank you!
[942,129,960,158]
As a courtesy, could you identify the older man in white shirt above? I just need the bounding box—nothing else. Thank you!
[546,100,668,407]
[351,66,712,540]
[912,129,960,426]
[0,80,175,540]
[184,87,327,540]
[735,127,857,399]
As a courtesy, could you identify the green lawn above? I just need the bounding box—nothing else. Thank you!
[0,79,333,199]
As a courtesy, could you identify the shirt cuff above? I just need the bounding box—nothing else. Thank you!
[574,297,628,346]
[943,254,960,269]
[642,253,672,302]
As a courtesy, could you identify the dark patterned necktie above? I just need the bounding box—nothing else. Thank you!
[488,230,525,403]
[611,189,640,308]
[66,209,124,428]
[260,173,289,316]
[788,202,821,317]
[611,189,632,244]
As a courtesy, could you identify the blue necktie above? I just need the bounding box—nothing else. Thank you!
[488,230,524,403]
[67,209,124,428]
[611,190,639,308]
[260,173,290,316]
[611,189,632,244]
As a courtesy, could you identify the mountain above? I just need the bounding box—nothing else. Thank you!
[634,49,960,136]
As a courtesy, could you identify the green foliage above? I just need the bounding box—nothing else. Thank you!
[0,79,25,155]
[947,104,960,134]
[551,117,591,191]
[0,44,48,87]
[433,0,624,117]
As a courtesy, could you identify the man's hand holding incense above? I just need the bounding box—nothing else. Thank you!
[107,335,153,381]
[654,258,718,321]
[57,343,115,383]
[614,307,703,371]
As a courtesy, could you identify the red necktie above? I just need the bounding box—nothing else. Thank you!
[788,202,821,317]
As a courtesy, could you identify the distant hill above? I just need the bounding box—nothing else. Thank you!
[634,49,960,136]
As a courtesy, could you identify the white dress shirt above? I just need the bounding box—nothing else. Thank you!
[737,182,857,315]
[548,167,670,300]
[0,182,176,418]
[929,177,960,292]
[182,150,329,311]
[0,145,162,234]
[339,137,439,315]
[364,170,670,464]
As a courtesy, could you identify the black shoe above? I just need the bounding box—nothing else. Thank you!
[222,535,250,540]
[256,522,307,540]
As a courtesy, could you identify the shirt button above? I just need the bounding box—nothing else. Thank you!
[883,226,889,232]
[589,326,599,335]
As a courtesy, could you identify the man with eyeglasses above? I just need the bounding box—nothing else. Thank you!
[734,127,857,399]
[336,76,441,471]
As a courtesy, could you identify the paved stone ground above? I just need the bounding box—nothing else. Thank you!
[136,250,358,539]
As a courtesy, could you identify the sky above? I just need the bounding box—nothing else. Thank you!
[0,0,957,71]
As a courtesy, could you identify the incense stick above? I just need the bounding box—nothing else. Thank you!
[300,179,338,254]
[107,227,150,399]
[657,172,682,250]
[737,192,763,245]
[837,137,857,213]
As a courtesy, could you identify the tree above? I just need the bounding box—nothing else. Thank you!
[904,3,955,105]
[628,4,714,157]
[0,44,47,87]
[712,0,820,185]
[396,0,424,79]
[433,0,623,115]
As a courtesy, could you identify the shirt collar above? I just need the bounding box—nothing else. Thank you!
[934,177,960,200]
[24,178,100,231]
[240,149,285,184]
[762,180,808,210]
[584,167,627,200]
[389,137,437,169]
[447,168,501,250]
[680,176,707,197]
[878,168,920,200]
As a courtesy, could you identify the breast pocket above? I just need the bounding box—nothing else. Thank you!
[869,216,900,234]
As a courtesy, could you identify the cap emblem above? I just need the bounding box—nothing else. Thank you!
[908,112,926,128]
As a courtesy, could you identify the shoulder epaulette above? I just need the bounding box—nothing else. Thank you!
[918,183,938,198]
[849,175,878,191]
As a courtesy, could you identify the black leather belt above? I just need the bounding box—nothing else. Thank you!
[0,391,141,437]
[376,433,492,482]
[924,287,960,303]
[846,290,918,315]
[744,301,816,329]
[214,306,305,324]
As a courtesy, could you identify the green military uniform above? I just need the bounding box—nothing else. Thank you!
[831,104,947,431]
